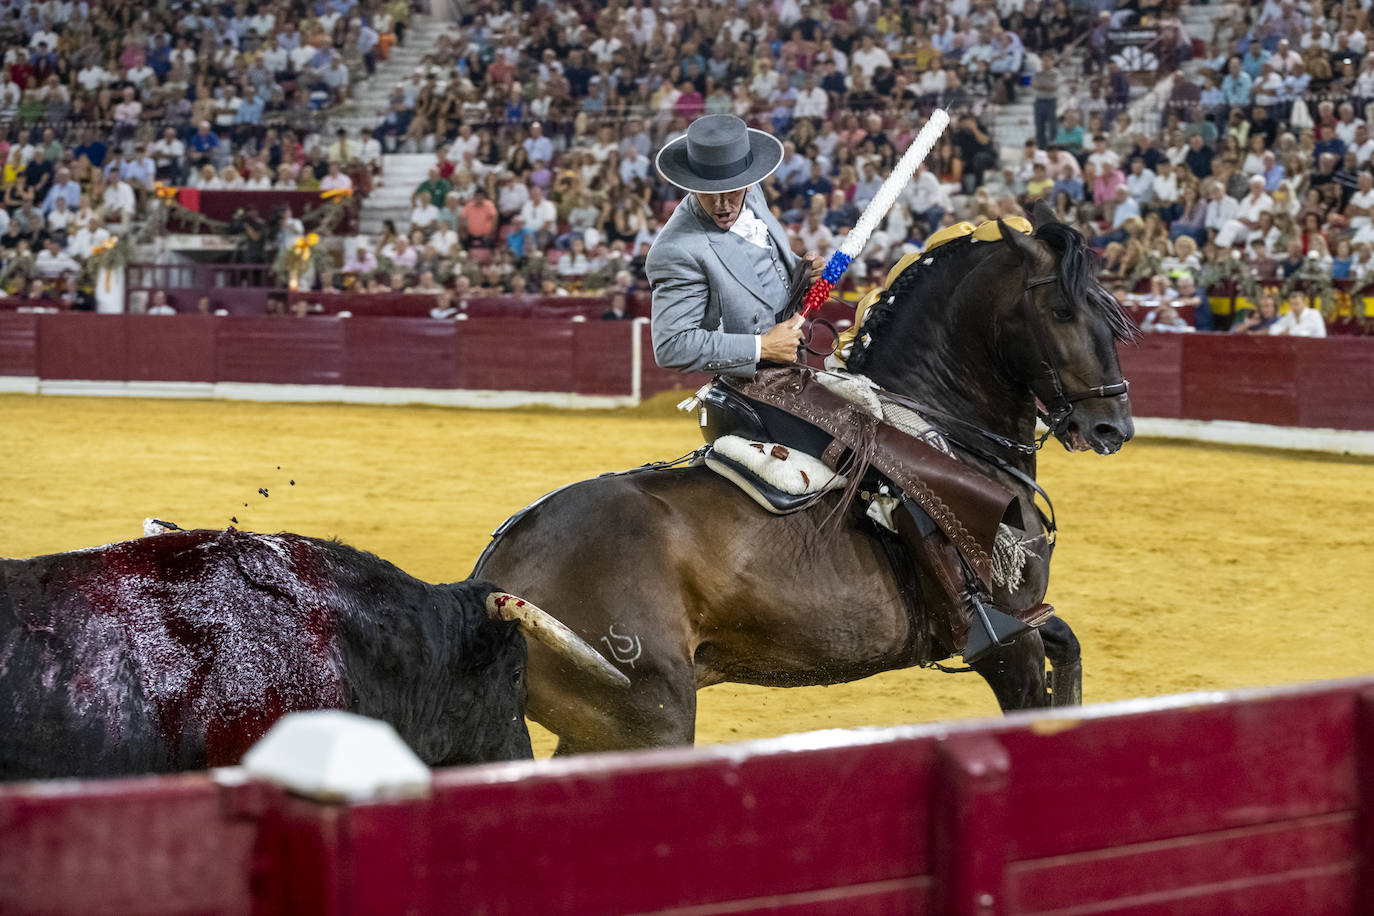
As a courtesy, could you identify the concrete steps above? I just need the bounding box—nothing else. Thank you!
[321,10,452,239]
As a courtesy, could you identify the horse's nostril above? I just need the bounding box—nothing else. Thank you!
[1094,423,1122,441]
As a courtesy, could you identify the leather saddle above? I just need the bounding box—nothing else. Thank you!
[699,368,1051,663]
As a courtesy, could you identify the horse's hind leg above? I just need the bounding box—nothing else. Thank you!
[970,629,1050,711]
[1038,616,1083,707]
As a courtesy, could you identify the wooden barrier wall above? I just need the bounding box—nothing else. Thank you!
[2,314,1374,431]
[2,678,1371,915]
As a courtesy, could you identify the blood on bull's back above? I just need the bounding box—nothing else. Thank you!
[0,528,535,779]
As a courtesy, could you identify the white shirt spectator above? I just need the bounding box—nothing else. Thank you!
[497,181,530,216]
[152,135,185,167]
[797,220,835,257]
[1153,170,1180,204]
[851,44,892,79]
[1088,148,1120,173]
[1205,194,1240,230]
[620,153,650,184]
[103,180,136,216]
[35,247,80,277]
[1126,168,1156,204]
[410,201,440,229]
[794,85,829,119]
[262,46,288,72]
[380,242,418,268]
[449,133,480,161]
[320,171,353,192]
[557,250,590,276]
[1336,117,1365,147]
[519,196,557,234]
[77,65,109,91]
[1269,307,1326,337]
[126,64,155,86]
[429,227,459,255]
[1348,186,1374,229]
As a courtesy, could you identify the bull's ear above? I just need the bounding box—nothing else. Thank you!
[1031,199,1059,228]
[998,219,1042,264]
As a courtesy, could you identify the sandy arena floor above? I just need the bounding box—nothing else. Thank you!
[3,393,1371,756]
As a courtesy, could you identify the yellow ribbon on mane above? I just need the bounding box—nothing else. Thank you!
[832,218,1034,366]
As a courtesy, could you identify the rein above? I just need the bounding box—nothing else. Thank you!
[1021,272,1130,444]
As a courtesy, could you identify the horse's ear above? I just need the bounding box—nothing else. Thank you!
[1031,199,1059,228]
[998,219,1041,264]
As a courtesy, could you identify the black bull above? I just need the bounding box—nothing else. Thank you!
[0,528,625,779]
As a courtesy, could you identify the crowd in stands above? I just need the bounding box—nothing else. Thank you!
[3,0,1370,339]
[308,0,1088,306]
[1009,0,1374,336]
[0,0,408,303]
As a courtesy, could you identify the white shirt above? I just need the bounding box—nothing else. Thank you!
[728,205,771,250]
[77,65,109,91]
[519,198,557,233]
[794,86,829,119]
[1205,195,1240,229]
[103,181,136,215]
[1336,118,1365,147]
[851,46,892,78]
[1347,187,1374,228]
[1236,192,1273,223]
[320,172,353,191]
[409,203,440,229]
[36,248,80,276]
[1152,171,1180,203]
[1269,308,1326,337]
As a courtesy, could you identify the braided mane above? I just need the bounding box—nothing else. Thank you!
[846,221,1139,374]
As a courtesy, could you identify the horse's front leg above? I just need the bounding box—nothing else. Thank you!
[970,628,1050,711]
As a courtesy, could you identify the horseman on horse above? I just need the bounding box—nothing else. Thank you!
[472,112,1135,754]
[646,114,1128,664]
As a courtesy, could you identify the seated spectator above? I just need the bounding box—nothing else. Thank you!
[320,162,353,192]
[409,193,440,231]
[146,291,178,315]
[343,246,378,274]
[557,237,591,277]
[601,291,631,320]
[1269,291,1327,337]
[1141,301,1195,333]
[34,238,79,277]
[1232,292,1283,334]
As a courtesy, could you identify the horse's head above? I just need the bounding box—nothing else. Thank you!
[996,203,1138,455]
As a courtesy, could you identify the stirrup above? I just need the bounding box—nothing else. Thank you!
[962,592,1032,664]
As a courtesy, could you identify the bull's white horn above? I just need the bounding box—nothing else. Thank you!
[486,593,631,688]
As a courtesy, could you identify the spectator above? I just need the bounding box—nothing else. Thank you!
[146,291,177,315]
[1270,291,1326,337]
[1232,292,1283,334]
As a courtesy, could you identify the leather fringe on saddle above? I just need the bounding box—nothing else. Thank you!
[726,366,1015,590]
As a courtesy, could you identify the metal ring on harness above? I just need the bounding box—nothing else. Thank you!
[801,317,841,358]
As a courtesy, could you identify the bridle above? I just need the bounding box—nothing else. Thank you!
[1020,272,1130,447]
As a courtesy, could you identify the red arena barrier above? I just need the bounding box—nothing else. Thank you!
[2,677,1372,915]
[2,316,1374,435]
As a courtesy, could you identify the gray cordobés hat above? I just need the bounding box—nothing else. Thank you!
[655,115,785,194]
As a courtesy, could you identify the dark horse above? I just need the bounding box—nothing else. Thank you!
[474,204,1138,755]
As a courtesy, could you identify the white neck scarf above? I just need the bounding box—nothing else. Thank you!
[728,205,772,250]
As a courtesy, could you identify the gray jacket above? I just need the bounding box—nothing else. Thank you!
[646,186,800,377]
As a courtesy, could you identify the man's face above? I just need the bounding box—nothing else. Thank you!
[696,187,749,230]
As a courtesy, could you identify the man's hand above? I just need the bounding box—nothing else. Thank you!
[760,315,805,364]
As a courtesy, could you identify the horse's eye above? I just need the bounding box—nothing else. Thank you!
[1051,307,1074,322]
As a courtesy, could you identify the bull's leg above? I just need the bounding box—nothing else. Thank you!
[969,629,1050,711]
[1038,616,1083,707]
